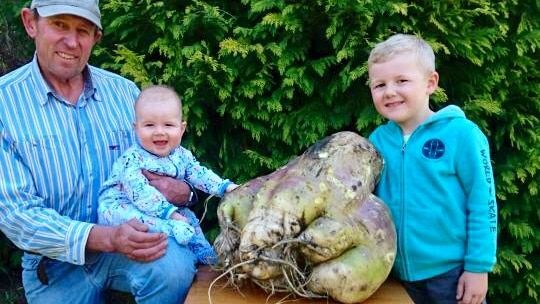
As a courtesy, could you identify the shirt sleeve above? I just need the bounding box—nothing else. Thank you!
[456,126,498,272]
[177,147,233,197]
[0,127,93,265]
[115,151,178,219]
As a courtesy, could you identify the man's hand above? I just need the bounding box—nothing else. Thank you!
[170,211,189,223]
[456,271,488,304]
[142,170,193,205]
[87,219,168,262]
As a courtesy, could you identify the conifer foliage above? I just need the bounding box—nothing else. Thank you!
[0,0,538,303]
[96,2,539,303]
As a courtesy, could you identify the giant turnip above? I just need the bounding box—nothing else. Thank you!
[213,131,396,303]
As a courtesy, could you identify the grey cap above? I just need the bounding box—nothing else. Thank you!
[30,0,102,30]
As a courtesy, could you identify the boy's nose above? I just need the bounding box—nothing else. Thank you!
[383,84,397,97]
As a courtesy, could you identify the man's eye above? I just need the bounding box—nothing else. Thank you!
[77,29,90,36]
[52,21,67,29]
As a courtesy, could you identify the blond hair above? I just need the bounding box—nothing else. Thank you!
[135,85,182,115]
[368,34,436,77]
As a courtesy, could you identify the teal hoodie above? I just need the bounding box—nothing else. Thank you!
[369,105,497,281]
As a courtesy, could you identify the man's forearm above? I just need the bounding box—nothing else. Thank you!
[86,225,115,253]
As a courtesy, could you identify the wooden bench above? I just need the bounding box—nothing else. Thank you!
[186,266,413,304]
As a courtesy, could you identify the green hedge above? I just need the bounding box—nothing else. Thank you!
[96,1,539,303]
[1,0,538,303]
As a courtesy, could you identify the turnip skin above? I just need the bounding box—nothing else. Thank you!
[308,244,389,303]
[307,194,396,303]
[213,132,396,303]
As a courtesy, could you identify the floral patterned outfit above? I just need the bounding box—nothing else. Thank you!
[98,142,233,265]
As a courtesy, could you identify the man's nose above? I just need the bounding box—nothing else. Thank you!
[63,31,79,48]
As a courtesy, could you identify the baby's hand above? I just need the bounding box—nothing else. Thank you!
[226,183,239,193]
[170,212,189,223]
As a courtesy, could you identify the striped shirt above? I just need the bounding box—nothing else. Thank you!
[0,55,140,265]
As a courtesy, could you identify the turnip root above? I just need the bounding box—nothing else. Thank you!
[213,131,396,303]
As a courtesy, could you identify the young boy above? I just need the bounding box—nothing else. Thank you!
[98,85,238,265]
[367,34,497,304]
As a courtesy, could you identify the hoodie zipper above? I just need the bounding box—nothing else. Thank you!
[399,136,410,280]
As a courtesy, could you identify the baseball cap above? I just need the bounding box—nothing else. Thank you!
[30,0,102,30]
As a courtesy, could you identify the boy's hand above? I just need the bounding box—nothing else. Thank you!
[456,271,488,304]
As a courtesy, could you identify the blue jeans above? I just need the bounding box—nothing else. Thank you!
[22,238,197,304]
[402,266,487,304]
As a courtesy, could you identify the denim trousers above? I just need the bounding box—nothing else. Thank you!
[402,266,487,304]
[21,238,197,304]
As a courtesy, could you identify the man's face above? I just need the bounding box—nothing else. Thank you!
[23,11,102,84]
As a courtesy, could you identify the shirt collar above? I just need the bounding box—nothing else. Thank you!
[29,54,99,106]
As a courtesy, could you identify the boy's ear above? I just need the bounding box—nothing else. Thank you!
[427,71,439,94]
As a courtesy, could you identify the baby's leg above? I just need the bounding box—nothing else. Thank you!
[98,188,194,243]
[177,208,218,265]
[98,187,132,225]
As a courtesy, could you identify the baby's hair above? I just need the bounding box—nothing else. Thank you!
[135,84,182,112]
[368,34,436,76]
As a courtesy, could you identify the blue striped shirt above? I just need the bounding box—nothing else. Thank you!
[0,55,140,265]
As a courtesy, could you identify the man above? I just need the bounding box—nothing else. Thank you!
[0,1,198,303]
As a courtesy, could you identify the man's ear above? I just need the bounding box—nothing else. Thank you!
[21,8,38,38]
[94,29,103,43]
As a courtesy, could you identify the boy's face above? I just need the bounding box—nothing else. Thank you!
[368,52,438,134]
[134,98,186,157]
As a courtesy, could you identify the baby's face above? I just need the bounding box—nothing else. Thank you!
[368,52,438,134]
[134,98,186,156]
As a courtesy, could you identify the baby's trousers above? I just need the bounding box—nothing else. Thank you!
[21,239,196,304]
[98,188,216,265]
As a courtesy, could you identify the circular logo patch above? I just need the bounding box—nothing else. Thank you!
[422,139,445,159]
